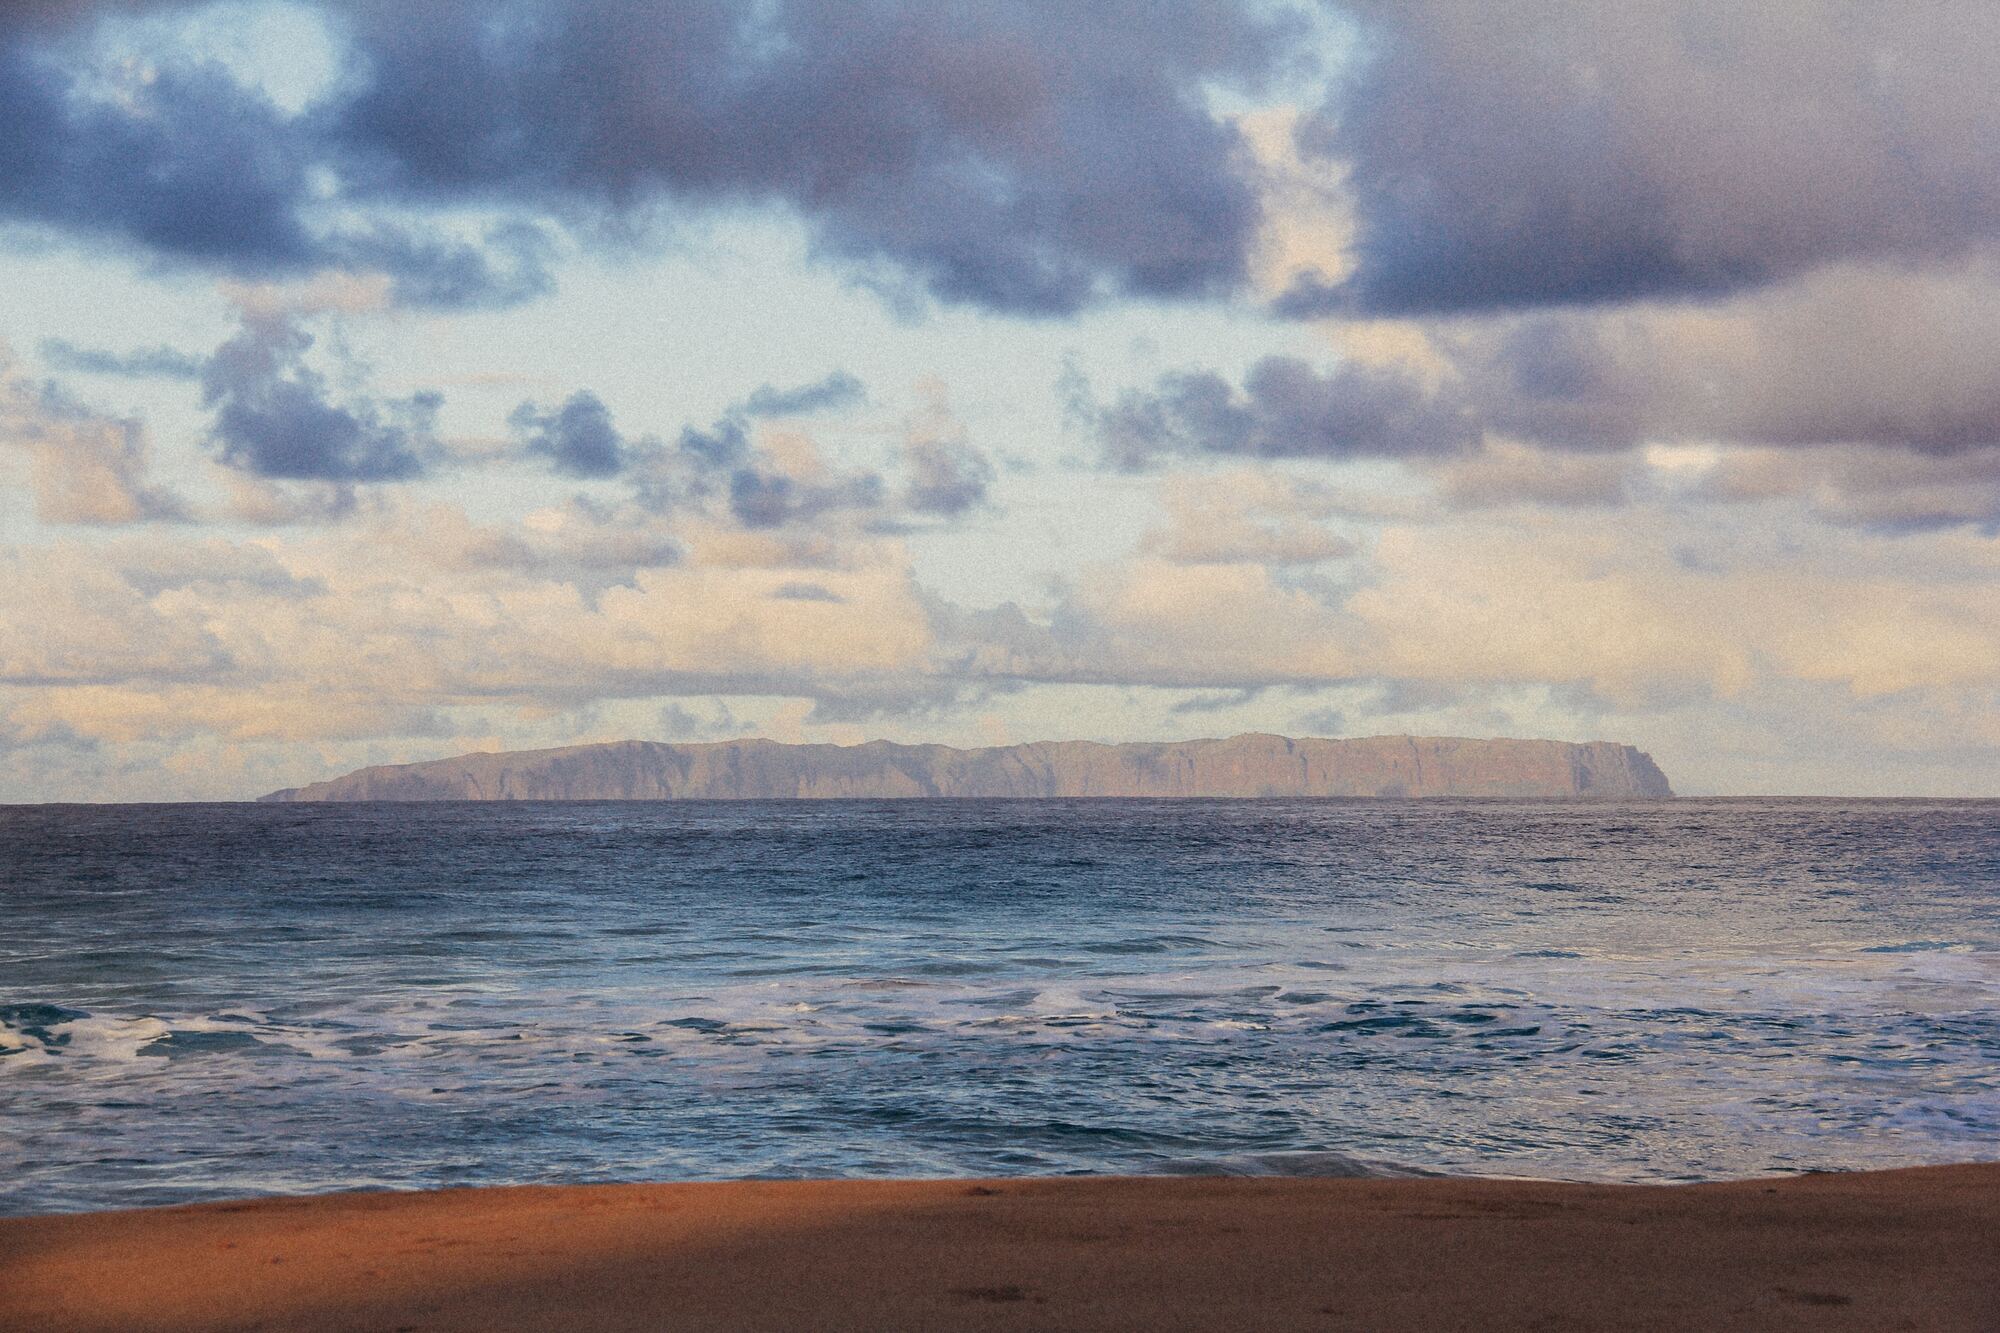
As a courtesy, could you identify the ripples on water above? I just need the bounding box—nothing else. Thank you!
[2,799,1996,1214]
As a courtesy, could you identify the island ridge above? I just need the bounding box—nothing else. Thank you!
[260,733,1674,802]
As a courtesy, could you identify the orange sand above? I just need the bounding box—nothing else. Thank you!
[3,1166,1996,1331]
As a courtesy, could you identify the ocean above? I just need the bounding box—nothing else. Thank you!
[2,799,1996,1216]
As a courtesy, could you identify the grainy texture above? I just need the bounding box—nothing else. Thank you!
[260,733,1674,801]
[2,1168,1995,1332]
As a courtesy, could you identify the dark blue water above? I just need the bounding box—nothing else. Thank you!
[3,799,1997,1215]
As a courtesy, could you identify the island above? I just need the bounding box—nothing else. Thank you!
[259,733,1673,801]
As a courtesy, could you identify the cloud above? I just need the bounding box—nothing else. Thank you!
[0,507,944,754]
[1459,265,2000,455]
[0,715,99,757]
[0,23,315,265]
[901,383,993,517]
[0,542,231,686]
[320,220,558,311]
[1181,259,2000,531]
[1428,441,1640,511]
[1361,263,2000,529]
[1425,434,2000,534]
[1226,8,2000,536]
[511,390,632,479]
[1140,468,1355,565]
[799,676,1005,726]
[0,360,187,524]
[1168,688,1262,715]
[771,582,845,603]
[672,416,750,471]
[216,474,371,526]
[1292,1,2000,316]
[608,396,888,528]
[0,10,553,309]
[728,465,883,530]
[1032,557,1364,689]
[742,371,865,419]
[655,699,744,741]
[1007,510,2000,713]
[1696,445,2000,534]
[9,490,2000,796]
[111,539,326,600]
[601,376,994,532]
[904,435,993,518]
[1095,355,1479,467]
[1291,705,1346,737]
[201,312,439,482]
[39,338,203,379]
[1,1,1310,315]
[408,502,683,582]
[333,0,1304,315]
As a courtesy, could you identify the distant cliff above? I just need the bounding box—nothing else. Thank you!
[259,734,1673,801]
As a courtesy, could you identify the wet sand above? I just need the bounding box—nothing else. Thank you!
[3,1165,1996,1331]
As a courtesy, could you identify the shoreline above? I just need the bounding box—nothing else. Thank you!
[4,1165,1996,1331]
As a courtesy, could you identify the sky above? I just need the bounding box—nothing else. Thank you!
[3,0,1999,801]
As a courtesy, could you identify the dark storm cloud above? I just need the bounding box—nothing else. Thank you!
[1097,356,1479,467]
[0,8,550,309]
[1,0,1306,315]
[1292,1,2000,317]
[511,390,631,479]
[202,314,437,481]
[329,0,1302,315]
[742,372,865,419]
[39,338,204,380]
[0,40,314,265]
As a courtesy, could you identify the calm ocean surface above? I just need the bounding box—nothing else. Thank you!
[3,799,1997,1215]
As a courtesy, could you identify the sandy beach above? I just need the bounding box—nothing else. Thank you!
[3,1165,1995,1331]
